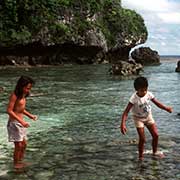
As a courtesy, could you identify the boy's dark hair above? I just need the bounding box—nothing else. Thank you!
[134,77,148,91]
[14,76,35,99]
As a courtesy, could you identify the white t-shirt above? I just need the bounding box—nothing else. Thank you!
[129,91,154,118]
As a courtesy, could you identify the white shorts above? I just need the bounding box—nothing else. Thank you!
[132,113,155,128]
[7,120,27,142]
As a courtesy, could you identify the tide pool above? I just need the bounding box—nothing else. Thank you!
[0,60,179,179]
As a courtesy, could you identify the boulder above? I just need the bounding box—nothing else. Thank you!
[109,61,143,76]
[131,47,160,65]
[175,60,180,72]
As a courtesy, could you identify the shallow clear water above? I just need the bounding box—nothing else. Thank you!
[0,60,179,180]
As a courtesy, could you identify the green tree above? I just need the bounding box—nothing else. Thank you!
[0,0,147,49]
[99,1,147,48]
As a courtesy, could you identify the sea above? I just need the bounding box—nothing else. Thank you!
[0,56,179,179]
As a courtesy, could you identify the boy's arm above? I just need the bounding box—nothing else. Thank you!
[23,109,38,121]
[151,98,173,113]
[120,102,133,135]
[7,93,29,127]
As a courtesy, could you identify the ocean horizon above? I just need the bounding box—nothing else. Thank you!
[160,55,180,58]
[160,55,180,63]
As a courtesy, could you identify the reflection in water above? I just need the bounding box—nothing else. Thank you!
[0,62,179,179]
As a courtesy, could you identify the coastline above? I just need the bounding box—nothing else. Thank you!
[0,56,179,69]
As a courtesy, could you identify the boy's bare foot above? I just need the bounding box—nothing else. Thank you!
[153,151,165,159]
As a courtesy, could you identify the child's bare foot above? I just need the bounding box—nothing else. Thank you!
[22,161,32,166]
[153,151,165,159]
[139,156,144,161]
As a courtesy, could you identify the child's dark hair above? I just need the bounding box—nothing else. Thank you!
[134,77,148,91]
[14,76,35,99]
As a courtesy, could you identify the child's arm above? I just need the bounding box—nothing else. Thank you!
[23,110,38,121]
[7,93,30,127]
[120,102,133,135]
[151,98,173,113]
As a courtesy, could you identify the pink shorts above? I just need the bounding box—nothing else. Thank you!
[132,113,155,128]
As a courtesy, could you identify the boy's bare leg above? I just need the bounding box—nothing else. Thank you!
[137,127,146,160]
[147,123,158,153]
[147,123,164,158]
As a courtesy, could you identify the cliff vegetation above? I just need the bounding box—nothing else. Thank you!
[0,0,148,66]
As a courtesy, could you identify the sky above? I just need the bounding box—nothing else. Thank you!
[122,0,180,55]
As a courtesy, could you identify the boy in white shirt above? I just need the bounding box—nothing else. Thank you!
[120,77,172,160]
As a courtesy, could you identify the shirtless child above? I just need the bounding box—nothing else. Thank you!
[7,76,37,169]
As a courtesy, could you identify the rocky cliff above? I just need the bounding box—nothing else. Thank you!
[0,0,147,68]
